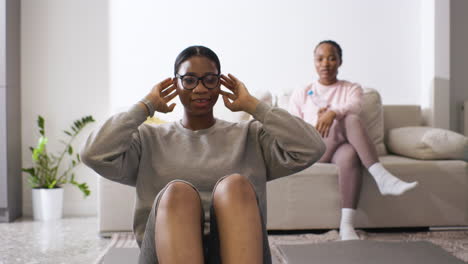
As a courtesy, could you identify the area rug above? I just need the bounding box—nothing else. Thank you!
[94,230,468,264]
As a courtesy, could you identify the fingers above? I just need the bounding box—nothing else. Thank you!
[221,74,235,87]
[318,122,331,138]
[164,89,179,102]
[147,78,179,114]
[227,73,240,84]
[316,121,326,138]
[222,95,233,111]
[160,84,176,97]
[161,77,172,86]
[220,78,235,92]
[159,102,177,113]
[220,90,236,100]
[220,74,241,92]
[168,103,176,112]
[158,78,173,90]
[323,124,331,138]
[161,77,173,86]
[319,126,325,138]
[315,124,322,137]
[152,78,173,96]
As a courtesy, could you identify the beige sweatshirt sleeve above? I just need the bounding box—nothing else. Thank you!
[80,104,148,186]
[252,102,326,181]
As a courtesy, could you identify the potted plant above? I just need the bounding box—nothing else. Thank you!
[22,115,95,221]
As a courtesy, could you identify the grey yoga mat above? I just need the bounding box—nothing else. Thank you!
[102,248,281,264]
[277,240,466,264]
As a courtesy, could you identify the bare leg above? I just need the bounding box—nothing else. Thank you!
[332,143,362,209]
[213,174,263,264]
[155,182,204,264]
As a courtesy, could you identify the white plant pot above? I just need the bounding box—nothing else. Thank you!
[32,188,64,221]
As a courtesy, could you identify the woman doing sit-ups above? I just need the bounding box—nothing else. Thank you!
[81,45,326,263]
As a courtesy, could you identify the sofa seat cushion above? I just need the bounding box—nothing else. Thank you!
[379,154,468,168]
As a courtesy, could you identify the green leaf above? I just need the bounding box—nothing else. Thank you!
[72,160,76,166]
[64,130,72,136]
[47,179,57,189]
[69,174,90,197]
[32,136,48,161]
[29,147,34,153]
[68,146,73,155]
[22,168,36,177]
[80,116,94,127]
[37,116,45,136]
[28,176,40,188]
[76,154,81,162]
[76,182,90,197]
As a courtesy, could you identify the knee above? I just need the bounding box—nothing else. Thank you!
[344,114,362,126]
[336,146,361,168]
[213,174,257,208]
[347,148,360,165]
[158,181,200,212]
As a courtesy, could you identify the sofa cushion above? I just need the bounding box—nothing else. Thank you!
[382,105,423,135]
[387,126,468,160]
[361,88,386,155]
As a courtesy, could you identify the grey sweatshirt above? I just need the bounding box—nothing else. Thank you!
[81,102,325,246]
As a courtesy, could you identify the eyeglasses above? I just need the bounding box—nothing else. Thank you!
[175,73,220,90]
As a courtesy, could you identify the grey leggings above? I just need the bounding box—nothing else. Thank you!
[318,114,379,209]
[137,177,272,264]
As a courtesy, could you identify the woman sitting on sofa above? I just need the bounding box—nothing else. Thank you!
[81,45,325,264]
[288,40,418,241]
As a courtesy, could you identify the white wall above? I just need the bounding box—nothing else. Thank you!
[110,0,422,123]
[420,0,435,123]
[21,0,109,216]
[420,0,451,128]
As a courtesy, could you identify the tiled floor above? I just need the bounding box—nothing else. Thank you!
[2,217,468,263]
[0,217,110,264]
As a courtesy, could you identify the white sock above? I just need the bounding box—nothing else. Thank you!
[368,162,418,196]
[339,208,359,241]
